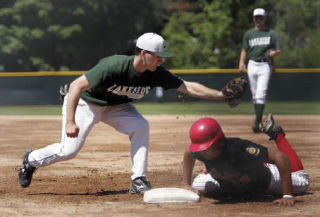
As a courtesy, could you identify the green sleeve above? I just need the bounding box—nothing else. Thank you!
[153,66,183,90]
[242,31,249,50]
[84,58,115,88]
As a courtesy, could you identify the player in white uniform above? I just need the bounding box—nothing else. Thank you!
[239,8,282,133]
[18,33,228,194]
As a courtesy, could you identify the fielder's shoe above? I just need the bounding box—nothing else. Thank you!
[251,122,262,133]
[18,150,36,188]
[261,114,285,140]
[129,177,151,194]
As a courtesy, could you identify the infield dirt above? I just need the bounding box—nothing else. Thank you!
[0,115,319,217]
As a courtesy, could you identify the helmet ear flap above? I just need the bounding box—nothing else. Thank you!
[188,118,225,152]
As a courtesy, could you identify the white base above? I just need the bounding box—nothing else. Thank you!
[143,187,200,203]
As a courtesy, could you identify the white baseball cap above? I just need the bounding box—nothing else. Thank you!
[136,32,172,58]
[253,8,266,16]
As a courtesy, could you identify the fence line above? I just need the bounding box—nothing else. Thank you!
[0,68,320,77]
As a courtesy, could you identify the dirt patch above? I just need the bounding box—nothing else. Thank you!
[0,115,319,216]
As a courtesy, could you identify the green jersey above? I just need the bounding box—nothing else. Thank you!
[242,28,281,62]
[81,55,183,105]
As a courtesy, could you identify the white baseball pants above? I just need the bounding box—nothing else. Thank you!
[28,95,149,180]
[247,60,272,104]
[192,164,309,195]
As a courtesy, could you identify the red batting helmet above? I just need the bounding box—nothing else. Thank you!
[188,117,225,152]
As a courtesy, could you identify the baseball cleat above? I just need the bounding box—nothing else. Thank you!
[18,150,36,188]
[129,177,151,194]
[261,114,284,140]
[251,122,262,133]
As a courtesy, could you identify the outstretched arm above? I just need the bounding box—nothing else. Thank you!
[177,81,225,101]
[182,149,199,194]
[66,75,92,138]
[266,148,295,206]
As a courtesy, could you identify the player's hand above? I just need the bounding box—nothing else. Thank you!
[66,122,79,138]
[182,184,200,195]
[265,49,276,58]
[239,63,246,73]
[272,198,295,206]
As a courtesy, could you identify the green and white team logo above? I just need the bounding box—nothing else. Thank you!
[249,36,271,47]
[107,84,151,99]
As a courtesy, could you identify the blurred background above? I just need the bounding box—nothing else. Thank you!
[0,0,319,105]
[1,0,319,71]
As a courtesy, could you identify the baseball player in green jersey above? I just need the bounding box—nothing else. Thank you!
[239,8,282,133]
[18,32,227,194]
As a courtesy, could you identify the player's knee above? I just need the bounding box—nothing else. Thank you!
[192,174,207,193]
[298,171,309,191]
[135,117,149,133]
[192,173,221,195]
[59,144,80,160]
[292,170,310,194]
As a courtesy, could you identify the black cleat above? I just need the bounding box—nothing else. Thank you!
[252,122,262,133]
[261,114,284,140]
[129,177,151,194]
[18,150,36,188]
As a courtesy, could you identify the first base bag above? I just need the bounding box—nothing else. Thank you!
[143,187,200,203]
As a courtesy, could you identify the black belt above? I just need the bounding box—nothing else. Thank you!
[254,59,268,63]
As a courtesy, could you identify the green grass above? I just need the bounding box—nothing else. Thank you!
[135,101,320,115]
[0,105,62,115]
[0,101,319,115]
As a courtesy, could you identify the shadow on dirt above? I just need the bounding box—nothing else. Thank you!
[29,189,129,196]
[95,189,129,196]
[207,192,311,204]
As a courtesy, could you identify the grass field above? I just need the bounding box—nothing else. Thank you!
[0,101,319,115]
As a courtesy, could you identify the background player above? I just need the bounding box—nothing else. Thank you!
[238,8,282,133]
[19,32,228,194]
[183,114,309,206]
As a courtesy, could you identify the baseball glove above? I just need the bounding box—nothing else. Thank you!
[264,49,275,72]
[264,49,274,59]
[221,76,248,108]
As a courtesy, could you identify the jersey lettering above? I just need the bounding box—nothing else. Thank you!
[107,84,151,99]
[249,36,271,47]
